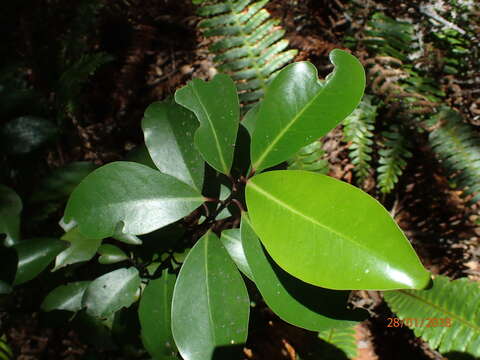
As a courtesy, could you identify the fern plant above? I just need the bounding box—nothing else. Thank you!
[318,324,358,359]
[196,0,297,108]
[286,140,329,174]
[0,336,12,360]
[384,275,480,357]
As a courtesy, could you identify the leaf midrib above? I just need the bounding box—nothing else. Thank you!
[204,235,217,347]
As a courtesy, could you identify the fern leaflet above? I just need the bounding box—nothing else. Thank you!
[287,141,329,174]
[384,275,480,357]
[318,324,358,359]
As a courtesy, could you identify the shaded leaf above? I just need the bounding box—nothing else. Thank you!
[0,185,22,247]
[175,74,239,175]
[98,244,128,264]
[245,170,430,290]
[64,162,204,239]
[125,144,156,169]
[139,270,177,360]
[41,281,90,312]
[82,267,141,318]
[54,227,102,271]
[143,99,205,192]
[318,324,358,359]
[250,50,365,172]
[171,231,249,360]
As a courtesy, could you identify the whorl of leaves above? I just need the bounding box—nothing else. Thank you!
[377,125,412,194]
[196,0,297,108]
[384,276,480,357]
[429,109,480,203]
[343,96,377,184]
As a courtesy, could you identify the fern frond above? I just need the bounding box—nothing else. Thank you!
[0,335,13,360]
[318,324,358,359]
[343,96,377,183]
[429,109,480,203]
[287,141,329,174]
[377,125,412,194]
[384,276,480,357]
[197,0,297,108]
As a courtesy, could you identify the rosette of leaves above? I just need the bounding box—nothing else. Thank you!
[35,50,434,360]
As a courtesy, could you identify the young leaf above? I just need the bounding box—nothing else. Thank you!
[41,281,90,312]
[174,74,240,175]
[250,49,365,172]
[64,162,204,239]
[245,170,430,290]
[143,100,205,192]
[82,267,141,318]
[97,244,128,264]
[220,228,253,280]
[384,276,480,357]
[139,270,177,360]
[0,185,22,247]
[241,215,365,331]
[53,227,102,271]
[171,231,250,360]
[14,238,67,285]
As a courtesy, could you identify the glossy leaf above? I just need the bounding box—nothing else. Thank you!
[125,144,156,169]
[143,99,205,192]
[82,267,141,318]
[98,244,128,264]
[64,161,204,239]
[175,74,239,175]
[250,49,365,172]
[53,228,102,271]
[241,215,365,331]
[139,270,177,360]
[245,170,430,290]
[14,238,66,285]
[0,185,22,247]
[220,228,253,280]
[0,116,57,155]
[171,231,250,360]
[41,281,90,312]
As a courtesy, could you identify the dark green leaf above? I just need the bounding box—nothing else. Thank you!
[175,74,240,175]
[0,185,22,247]
[245,170,430,290]
[250,50,365,172]
[220,228,253,280]
[82,267,141,318]
[0,280,12,295]
[171,231,249,360]
[41,281,90,312]
[53,227,102,271]
[125,144,156,169]
[14,238,66,285]
[64,162,204,239]
[241,215,365,331]
[98,244,128,264]
[143,99,205,192]
[139,270,177,360]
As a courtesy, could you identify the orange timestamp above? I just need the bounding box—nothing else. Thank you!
[387,317,452,328]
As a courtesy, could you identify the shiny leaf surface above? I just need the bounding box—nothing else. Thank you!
[53,228,102,271]
[241,215,365,331]
[250,49,365,172]
[64,162,204,239]
[175,74,239,175]
[245,170,430,290]
[220,228,253,280]
[14,238,66,285]
[171,231,249,360]
[143,100,205,192]
[97,244,128,264]
[82,267,141,318]
[41,281,90,312]
[0,185,22,247]
[139,270,177,360]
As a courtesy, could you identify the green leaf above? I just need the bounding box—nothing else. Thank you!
[384,276,480,357]
[220,228,253,280]
[250,49,365,172]
[41,281,90,312]
[318,324,358,359]
[53,227,102,271]
[82,267,141,318]
[125,144,156,169]
[14,238,66,285]
[245,170,430,290]
[241,215,365,331]
[175,74,240,175]
[98,244,128,264]
[64,161,204,239]
[0,185,22,247]
[171,231,250,360]
[139,270,177,360]
[143,100,205,192]
[0,116,57,155]
[0,280,12,295]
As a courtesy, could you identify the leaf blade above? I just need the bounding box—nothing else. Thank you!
[41,281,90,312]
